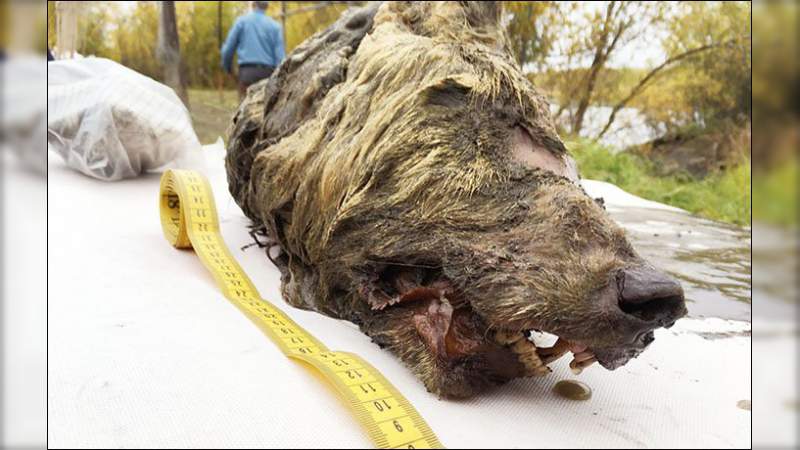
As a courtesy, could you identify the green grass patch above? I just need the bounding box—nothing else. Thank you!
[567,138,751,226]
[753,159,797,227]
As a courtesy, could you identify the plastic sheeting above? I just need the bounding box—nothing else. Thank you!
[47,57,203,181]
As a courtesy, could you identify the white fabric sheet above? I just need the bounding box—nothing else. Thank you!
[46,142,751,448]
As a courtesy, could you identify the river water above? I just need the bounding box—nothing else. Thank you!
[555,105,665,150]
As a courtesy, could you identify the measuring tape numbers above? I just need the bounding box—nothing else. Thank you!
[159,169,443,449]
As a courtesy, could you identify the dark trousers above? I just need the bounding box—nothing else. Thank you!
[238,64,275,98]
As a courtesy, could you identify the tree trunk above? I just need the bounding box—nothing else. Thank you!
[157,1,189,107]
[217,0,223,102]
[571,47,606,134]
[517,4,532,67]
[596,41,733,139]
[571,1,624,134]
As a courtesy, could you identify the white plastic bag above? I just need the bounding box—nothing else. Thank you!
[47,57,203,181]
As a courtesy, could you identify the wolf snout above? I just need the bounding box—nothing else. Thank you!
[617,265,687,327]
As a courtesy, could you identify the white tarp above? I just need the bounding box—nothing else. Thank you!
[45,142,751,448]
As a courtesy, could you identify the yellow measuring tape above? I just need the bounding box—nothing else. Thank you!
[159,169,443,449]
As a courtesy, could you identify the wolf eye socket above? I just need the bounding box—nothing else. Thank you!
[510,126,579,182]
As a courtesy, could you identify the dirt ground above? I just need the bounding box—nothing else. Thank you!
[187,89,240,144]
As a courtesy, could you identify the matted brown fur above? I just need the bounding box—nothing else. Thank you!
[226,1,686,398]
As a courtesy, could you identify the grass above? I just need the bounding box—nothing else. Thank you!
[567,138,752,226]
[187,89,241,144]
[753,159,797,227]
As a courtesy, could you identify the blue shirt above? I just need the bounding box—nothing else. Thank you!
[221,11,285,72]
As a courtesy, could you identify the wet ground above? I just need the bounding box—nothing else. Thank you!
[611,207,751,321]
[582,180,752,322]
[584,179,798,447]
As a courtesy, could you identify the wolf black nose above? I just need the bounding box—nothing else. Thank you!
[617,265,686,325]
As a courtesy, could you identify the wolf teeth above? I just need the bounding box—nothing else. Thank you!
[494,330,551,376]
[569,353,597,374]
[510,338,551,376]
[535,337,571,364]
[497,330,596,375]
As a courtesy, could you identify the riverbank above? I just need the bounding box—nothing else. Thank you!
[568,138,751,226]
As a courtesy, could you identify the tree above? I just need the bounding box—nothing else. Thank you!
[265,2,354,52]
[596,38,741,138]
[571,1,627,133]
[547,1,668,135]
[47,1,57,49]
[114,2,160,81]
[504,1,557,71]
[48,1,357,92]
[157,1,189,107]
[610,1,751,138]
[77,3,117,59]
[525,1,749,142]
[663,2,751,127]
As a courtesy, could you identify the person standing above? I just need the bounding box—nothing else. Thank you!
[221,1,285,99]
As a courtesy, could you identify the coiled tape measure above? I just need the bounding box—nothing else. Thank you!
[159,169,443,449]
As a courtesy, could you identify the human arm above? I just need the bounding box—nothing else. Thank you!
[221,19,242,73]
